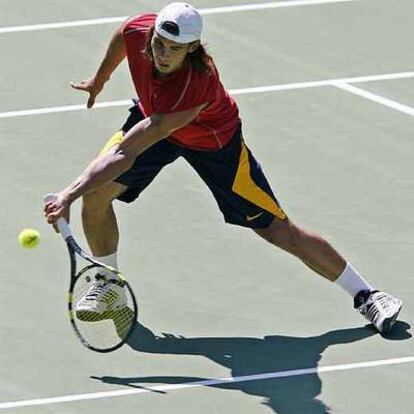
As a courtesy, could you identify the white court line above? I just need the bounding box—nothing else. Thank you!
[333,82,414,116]
[1,356,413,409]
[0,100,132,119]
[0,0,358,34]
[229,71,414,95]
[1,71,413,119]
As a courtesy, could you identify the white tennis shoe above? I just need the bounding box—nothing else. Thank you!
[76,276,127,315]
[354,290,402,333]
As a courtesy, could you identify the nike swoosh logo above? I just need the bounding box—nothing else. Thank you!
[246,212,264,221]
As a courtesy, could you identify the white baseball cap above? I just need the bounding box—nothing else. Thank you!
[155,2,203,44]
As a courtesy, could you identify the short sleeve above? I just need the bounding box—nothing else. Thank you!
[122,13,157,36]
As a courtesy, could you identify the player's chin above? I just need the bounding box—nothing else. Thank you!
[154,61,172,73]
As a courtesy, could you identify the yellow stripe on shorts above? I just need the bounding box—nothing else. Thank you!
[232,141,286,220]
[99,130,124,156]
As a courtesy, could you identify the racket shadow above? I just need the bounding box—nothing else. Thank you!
[92,321,411,413]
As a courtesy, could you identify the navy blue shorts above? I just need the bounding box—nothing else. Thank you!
[107,104,287,229]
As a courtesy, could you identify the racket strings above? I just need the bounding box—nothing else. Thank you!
[71,266,137,351]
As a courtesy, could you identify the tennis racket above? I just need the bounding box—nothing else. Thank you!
[44,194,138,353]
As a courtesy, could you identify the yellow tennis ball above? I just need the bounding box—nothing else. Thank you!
[18,229,40,249]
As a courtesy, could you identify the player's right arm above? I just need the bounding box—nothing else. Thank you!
[44,104,208,225]
[70,24,126,108]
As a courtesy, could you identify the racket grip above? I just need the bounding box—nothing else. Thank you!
[43,193,72,240]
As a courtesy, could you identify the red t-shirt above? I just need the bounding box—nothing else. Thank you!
[122,13,240,151]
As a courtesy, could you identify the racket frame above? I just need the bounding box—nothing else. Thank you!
[44,194,138,352]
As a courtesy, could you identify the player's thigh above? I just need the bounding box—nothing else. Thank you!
[83,181,128,209]
[253,216,297,246]
[183,127,287,228]
[98,104,180,204]
[98,101,144,157]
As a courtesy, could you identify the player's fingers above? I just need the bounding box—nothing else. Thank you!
[44,202,61,217]
[70,81,89,91]
[44,202,62,216]
[44,217,60,232]
[46,210,64,224]
[45,207,57,221]
[43,202,56,215]
[46,214,56,224]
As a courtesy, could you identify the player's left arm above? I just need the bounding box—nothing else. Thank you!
[45,103,207,223]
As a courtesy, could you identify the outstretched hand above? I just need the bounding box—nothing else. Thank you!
[70,77,105,108]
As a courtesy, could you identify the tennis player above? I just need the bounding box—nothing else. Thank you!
[44,2,402,333]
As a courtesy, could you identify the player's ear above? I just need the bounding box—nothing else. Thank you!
[188,40,200,53]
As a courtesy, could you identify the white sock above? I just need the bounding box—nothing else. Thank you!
[336,262,374,297]
[93,252,118,279]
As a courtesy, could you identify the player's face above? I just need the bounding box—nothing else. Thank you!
[151,32,197,74]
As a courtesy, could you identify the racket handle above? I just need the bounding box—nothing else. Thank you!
[43,193,73,240]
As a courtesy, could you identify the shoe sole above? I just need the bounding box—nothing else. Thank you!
[76,310,111,322]
[76,304,128,322]
[380,303,403,334]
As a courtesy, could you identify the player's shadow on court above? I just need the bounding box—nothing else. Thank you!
[92,321,410,414]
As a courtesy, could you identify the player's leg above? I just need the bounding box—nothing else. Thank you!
[184,126,402,333]
[253,216,346,281]
[83,138,179,268]
[185,128,344,279]
[84,101,180,265]
[77,159,127,313]
[78,103,180,313]
[81,117,130,265]
[82,181,127,257]
[253,217,402,333]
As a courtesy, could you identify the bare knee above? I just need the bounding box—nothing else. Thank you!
[254,218,303,255]
[82,183,126,215]
[83,191,111,215]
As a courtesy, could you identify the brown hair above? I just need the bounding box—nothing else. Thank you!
[144,25,214,75]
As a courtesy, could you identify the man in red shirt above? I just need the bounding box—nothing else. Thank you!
[45,2,401,333]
